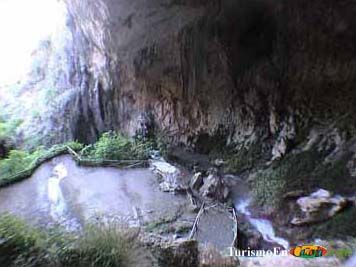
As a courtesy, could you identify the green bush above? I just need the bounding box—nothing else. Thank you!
[75,223,146,267]
[0,214,149,267]
[0,150,37,178]
[0,214,49,266]
[0,141,83,184]
[83,132,152,161]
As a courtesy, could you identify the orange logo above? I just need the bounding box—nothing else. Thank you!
[290,245,327,258]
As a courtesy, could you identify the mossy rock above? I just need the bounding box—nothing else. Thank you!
[312,207,356,240]
[250,147,355,209]
[219,141,267,174]
[156,240,199,267]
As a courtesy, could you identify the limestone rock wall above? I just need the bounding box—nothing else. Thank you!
[13,0,356,157]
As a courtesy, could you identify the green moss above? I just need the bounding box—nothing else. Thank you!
[278,149,322,192]
[144,214,179,233]
[313,153,355,194]
[251,169,286,207]
[324,239,355,261]
[225,142,264,173]
[251,149,322,208]
[312,208,356,240]
[251,144,355,210]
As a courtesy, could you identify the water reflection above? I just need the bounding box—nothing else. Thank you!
[48,163,67,221]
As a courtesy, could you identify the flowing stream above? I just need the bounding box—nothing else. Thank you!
[231,177,289,249]
[235,198,289,249]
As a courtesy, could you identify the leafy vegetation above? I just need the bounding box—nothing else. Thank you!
[82,131,153,161]
[0,214,149,267]
[0,131,155,186]
[0,117,22,142]
[0,149,39,178]
[0,142,83,186]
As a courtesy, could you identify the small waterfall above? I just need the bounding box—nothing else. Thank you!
[235,198,289,249]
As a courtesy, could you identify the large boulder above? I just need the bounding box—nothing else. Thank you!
[190,172,204,191]
[150,160,187,193]
[291,189,348,225]
[155,239,199,267]
[199,173,229,202]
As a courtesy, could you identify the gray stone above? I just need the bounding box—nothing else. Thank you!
[199,174,229,202]
[283,190,306,199]
[151,159,187,193]
[291,189,348,225]
[190,172,203,190]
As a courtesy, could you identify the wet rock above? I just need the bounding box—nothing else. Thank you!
[195,206,236,251]
[159,181,187,193]
[283,190,306,199]
[212,159,225,167]
[150,160,187,193]
[347,153,356,177]
[271,115,296,161]
[236,223,264,250]
[199,173,229,202]
[156,239,199,267]
[291,189,348,225]
[271,137,288,161]
[187,189,200,212]
[190,172,203,190]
